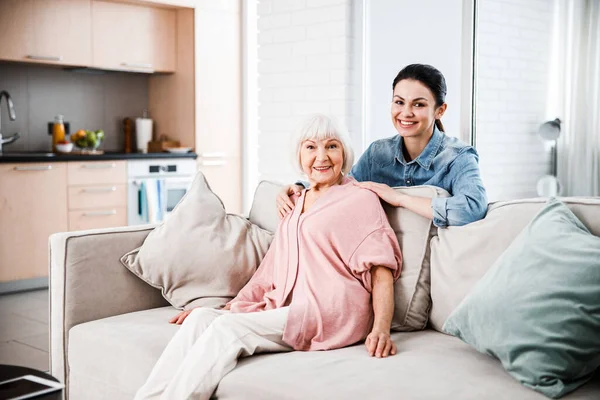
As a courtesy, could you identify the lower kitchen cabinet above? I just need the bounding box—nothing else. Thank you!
[0,160,129,284]
[0,162,68,282]
[67,160,127,230]
[68,207,127,231]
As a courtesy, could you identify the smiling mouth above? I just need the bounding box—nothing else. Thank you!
[313,166,332,171]
[399,120,417,126]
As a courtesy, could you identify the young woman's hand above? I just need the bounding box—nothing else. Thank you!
[357,181,405,207]
[169,309,195,325]
[365,329,397,358]
[276,184,303,219]
[222,303,232,311]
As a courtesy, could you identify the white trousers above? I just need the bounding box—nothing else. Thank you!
[134,307,291,400]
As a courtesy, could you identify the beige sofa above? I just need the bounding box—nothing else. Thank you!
[49,182,600,400]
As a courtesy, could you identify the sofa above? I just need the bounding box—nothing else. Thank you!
[49,180,600,400]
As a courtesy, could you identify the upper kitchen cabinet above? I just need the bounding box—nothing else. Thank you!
[0,0,91,66]
[92,1,176,73]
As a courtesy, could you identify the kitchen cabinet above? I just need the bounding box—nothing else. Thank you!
[92,0,176,73]
[194,5,242,213]
[0,163,68,282]
[67,161,127,230]
[0,0,91,66]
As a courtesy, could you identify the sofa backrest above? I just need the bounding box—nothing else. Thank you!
[428,197,600,332]
[248,180,449,332]
[248,180,281,233]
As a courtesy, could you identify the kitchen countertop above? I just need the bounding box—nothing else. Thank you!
[0,151,198,163]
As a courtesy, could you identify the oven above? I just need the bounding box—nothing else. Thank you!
[127,159,196,226]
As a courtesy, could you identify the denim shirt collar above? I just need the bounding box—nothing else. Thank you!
[395,125,444,170]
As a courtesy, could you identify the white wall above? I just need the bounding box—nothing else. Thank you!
[256,0,357,184]
[364,0,468,145]
[255,0,471,184]
[475,0,554,202]
[254,0,559,204]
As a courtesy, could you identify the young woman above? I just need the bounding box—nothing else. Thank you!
[134,114,402,400]
[277,64,488,228]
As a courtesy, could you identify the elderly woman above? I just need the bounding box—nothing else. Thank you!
[134,114,403,400]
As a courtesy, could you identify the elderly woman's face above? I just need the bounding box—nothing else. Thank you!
[300,138,344,187]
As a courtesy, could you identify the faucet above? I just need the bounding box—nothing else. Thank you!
[0,90,20,153]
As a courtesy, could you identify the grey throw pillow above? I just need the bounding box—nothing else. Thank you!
[443,198,600,398]
[121,171,273,310]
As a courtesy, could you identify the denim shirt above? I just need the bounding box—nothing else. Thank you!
[349,126,488,227]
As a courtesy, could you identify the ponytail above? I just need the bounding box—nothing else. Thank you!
[435,119,445,132]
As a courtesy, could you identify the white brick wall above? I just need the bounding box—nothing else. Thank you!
[475,0,555,202]
[257,0,356,184]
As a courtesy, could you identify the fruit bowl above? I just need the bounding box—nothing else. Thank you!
[71,129,104,150]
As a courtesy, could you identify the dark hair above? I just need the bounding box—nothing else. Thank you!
[392,64,447,132]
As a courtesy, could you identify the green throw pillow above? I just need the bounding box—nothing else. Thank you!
[443,198,600,399]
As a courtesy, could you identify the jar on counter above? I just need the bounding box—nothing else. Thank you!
[52,114,66,152]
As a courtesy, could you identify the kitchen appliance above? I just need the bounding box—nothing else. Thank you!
[127,158,196,226]
[135,110,153,153]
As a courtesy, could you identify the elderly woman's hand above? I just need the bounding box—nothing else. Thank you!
[277,184,303,219]
[357,181,405,207]
[170,303,232,325]
[365,329,397,358]
[169,309,195,325]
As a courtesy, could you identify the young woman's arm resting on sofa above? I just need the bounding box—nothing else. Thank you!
[365,265,397,358]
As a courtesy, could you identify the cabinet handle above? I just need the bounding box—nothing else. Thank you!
[200,160,226,166]
[121,62,153,69]
[199,152,226,158]
[81,163,116,169]
[14,165,53,171]
[83,210,117,217]
[82,186,117,193]
[26,54,63,61]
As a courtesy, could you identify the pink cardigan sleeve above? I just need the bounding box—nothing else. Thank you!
[347,227,402,292]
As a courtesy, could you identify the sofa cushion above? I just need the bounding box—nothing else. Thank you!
[443,198,600,398]
[429,197,600,331]
[68,307,177,400]
[67,308,600,400]
[249,180,449,331]
[121,172,274,310]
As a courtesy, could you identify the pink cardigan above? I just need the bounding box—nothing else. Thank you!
[229,177,402,351]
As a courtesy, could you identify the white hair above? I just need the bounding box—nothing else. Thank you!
[294,114,355,175]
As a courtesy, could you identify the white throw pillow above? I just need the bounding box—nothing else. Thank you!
[121,171,273,310]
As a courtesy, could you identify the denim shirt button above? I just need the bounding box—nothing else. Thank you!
[406,179,411,185]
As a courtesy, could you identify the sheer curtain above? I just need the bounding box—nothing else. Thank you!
[553,0,600,196]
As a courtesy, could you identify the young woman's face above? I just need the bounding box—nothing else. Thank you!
[391,79,446,139]
[300,138,344,188]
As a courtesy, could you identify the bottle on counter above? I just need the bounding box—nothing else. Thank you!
[123,117,133,153]
[52,114,66,152]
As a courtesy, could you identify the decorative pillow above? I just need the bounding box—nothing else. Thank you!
[248,180,449,331]
[443,198,600,399]
[121,172,274,310]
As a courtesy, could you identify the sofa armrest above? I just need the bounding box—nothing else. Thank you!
[49,224,169,386]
